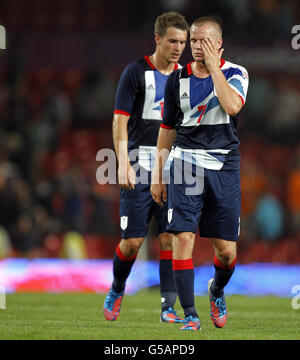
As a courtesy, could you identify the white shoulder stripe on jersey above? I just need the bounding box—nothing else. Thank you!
[142,71,162,120]
[179,77,191,116]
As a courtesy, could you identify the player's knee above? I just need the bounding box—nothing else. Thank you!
[173,232,195,258]
[159,232,173,251]
[177,232,194,244]
[121,238,143,257]
[216,248,236,266]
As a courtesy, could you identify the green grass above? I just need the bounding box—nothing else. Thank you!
[0,290,299,340]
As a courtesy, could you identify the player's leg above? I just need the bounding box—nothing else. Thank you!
[207,238,237,328]
[211,238,237,297]
[155,195,184,323]
[103,236,144,321]
[200,168,240,328]
[112,237,144,293]
[158,232,176,312]
[158,231,184,323]
[208,238,237,328]
[172,231,200,330]
[166,158,203,330]
[103,182,151,321]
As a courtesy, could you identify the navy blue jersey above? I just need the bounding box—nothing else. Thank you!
[161,59,249,170]
[114,56,180,151]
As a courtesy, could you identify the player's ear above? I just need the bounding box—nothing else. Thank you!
[217,38,223,50]
[154,34,161,45]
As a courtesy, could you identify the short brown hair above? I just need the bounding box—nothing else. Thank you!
[191,16,223,37]
[154,12,189,37]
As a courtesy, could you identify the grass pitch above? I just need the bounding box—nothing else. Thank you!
[0,289,299,340]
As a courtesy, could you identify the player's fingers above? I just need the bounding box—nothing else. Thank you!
[154,192,161,206]
[128,179,135,190]
[128,172,135,188]
[204,38,218,56]
[151,186,162,207]
[203,38,212,49]
[201,39,208,50]
[201,39,210,55]
[128,167,136,190]
[204,37,213,49]
[120,183,130,190]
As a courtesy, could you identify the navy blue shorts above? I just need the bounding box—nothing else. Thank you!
[167,159,241,241]
[119,168,168,239]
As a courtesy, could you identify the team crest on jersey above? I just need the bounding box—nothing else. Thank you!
[120,216,128,230]
[168,209,173,223]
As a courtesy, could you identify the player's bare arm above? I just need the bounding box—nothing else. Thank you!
[151,128,176,207]
[201,37,243,116]
[112,113,135,190]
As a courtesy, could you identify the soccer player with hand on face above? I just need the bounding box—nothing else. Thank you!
[151,17,249,331]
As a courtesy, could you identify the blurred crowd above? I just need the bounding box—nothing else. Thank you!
[0,0,299,262]
[0,66,120,257]
[0,0,298,38]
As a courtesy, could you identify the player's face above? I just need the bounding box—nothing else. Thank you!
[190,24,222,62]
[156,27,187,63]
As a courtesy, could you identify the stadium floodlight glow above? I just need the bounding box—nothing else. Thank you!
[0,25,6,50]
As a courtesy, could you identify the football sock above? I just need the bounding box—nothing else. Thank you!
[210,255,237,298]
[173,258,198,318]
[111,244,137,293]
[159,250,177,311]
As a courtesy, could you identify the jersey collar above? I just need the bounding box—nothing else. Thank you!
[144,55,179,72]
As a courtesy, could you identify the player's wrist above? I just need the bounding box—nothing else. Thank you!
[208,63,221,76]
[151,168,163,185]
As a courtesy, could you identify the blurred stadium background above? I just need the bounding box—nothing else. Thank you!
[0,0,299,295]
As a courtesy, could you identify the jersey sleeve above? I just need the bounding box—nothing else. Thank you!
[227,66,249,106]
[114,61,140,116]
[161,72,179,130]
